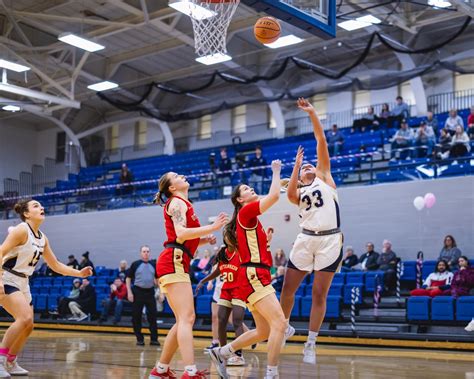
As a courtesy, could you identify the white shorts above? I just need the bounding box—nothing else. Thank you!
[288,232,343,272]
[2,271,32,305]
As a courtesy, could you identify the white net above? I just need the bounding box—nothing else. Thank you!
[187,0,240,58]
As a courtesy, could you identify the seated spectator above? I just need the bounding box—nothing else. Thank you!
[450,125,470,158]
[390,120,414,161]
[444,108,464,135]
[468,105,474,140]
[434,128,452,158]
[100,278,128,324]
[440,256,474,298]
[414,121,436,158]
[248,146,267,194]
[377,240,398,291]
[120,163,134,195]
[68,278,96,321]
[410,260,453,297]
[326,124,344,156]
[438,235,462,270]
[271,266,285,293]
[191,249,213,282]
[425,111,439,136]
[56,278,82,318]
[274,248,287,269]
[79,251,95,275]
[118,260,128,281]
[389,96,410,126]
[352,106,379,133]
[358,242,380,271]
[378,103,391,128]
[342,246,359,272]
[67,254,79,270]
[217,147,232,186]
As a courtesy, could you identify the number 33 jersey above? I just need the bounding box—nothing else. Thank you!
[3,222,45,276]
[299,177,341,232]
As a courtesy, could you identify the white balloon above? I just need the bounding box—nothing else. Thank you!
[413,196,425,211]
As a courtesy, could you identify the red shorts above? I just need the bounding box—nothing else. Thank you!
[236,266,275,312]
[156,247,191,294]
[218,287,246,309]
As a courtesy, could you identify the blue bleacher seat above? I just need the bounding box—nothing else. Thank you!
[407,296,430,321]
[291,296,301,317]
[39,287,50,295]
[325,296,341,318]
[332,273,345,285]
[50,287,61,296]
[47,295,58,310]
[63,277,74,287]
[162,299,173,315]
[365,271,385,292]
[343,285,364,304]
[301,296,312,318]
[42,278,53,286]
[422,261,437,280]
[346,272,365,286]
[196,295,212,315]
[31,287,40,295]
[35,295,48,311]
[456,296,474,321]
[431,296,454,321]
[401,261,417,281]
[96,277,109,286]
[53,278,63,286]
[295,284,305,297]
[328,283,343,296]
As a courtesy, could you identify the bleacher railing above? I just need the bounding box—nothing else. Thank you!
[427,89,474,114]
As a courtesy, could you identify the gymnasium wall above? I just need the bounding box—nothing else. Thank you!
[0,176,472,268]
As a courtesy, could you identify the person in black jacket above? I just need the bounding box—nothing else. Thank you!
[358,242,380,271]
[341,246,358,271]
[67,254,79,270]
[79,251,95,275]
[68,278,96,321]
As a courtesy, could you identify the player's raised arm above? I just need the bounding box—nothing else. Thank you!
[287,146,304,205]
[259,160,282,214]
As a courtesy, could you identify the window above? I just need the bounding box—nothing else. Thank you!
[311,94,327,120]
[268,106,277,129]
[199,114,212,139]
[454,72,474,93]
[354,90,370,114]
[232,105,246,134]
[134,119,147,149]
[108,124,119,151]
[400,81,416,105]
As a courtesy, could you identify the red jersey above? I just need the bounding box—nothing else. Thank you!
[236,201,273,267]
[218,249,241,289]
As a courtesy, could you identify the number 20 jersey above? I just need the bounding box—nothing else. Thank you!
[218,249,241,290]
[2,222,45,277]
[299,176,341,232]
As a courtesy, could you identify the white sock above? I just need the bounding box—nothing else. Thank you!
[212,339,219,345]
[266,365,279,377]
[285,319,290,331]
[220,344,236,358]
[307,331,318,344]
[184,365,197,376]
[156,363,169,374]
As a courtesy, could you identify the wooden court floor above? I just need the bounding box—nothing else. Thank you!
[12,331,474,378]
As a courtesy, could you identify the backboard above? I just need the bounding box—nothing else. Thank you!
[241,0,336,39]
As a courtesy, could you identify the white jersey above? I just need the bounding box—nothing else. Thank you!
[3,222,45,277]
[298,177,340,232]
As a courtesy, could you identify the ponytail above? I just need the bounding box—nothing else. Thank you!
[223,184,243,252]
[154,173,173,207]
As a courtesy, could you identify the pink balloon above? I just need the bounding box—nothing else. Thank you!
[424,193,436,209]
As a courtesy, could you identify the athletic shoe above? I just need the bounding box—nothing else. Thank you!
[203,342,218,353]
[282,324,295,347]
[209,347,228,379]
[67,316,78,321]
[76,314,88,322]
[150,340,161,346]
[251,343,258,350]
[465,319,474,332]
[180,369,209,378]
[0,356,11,378]
[6,359,28,376]
[226,355,245,366]
[149,367,178,379]
[302,342,316,364]
[136,340,145,346]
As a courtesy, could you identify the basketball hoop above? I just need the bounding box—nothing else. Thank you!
[182,0,240,61]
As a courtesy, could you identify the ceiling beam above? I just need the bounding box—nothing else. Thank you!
[450,0,474,17]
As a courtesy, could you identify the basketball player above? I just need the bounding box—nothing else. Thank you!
[209,160,286,379]
[0,199,93,378]
[196,244,247,366]
[149,172,228,379]
[280,98,343,364]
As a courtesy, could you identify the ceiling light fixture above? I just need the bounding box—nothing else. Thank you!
[195,53,232,65]
[2,105,21,112]
[0,59,30,72]
[264,35,304,49]
[87,81,119,91]
[427,0,452,8]
[169,1,216,20]
[58,33,105,52]
[338,15,382,31]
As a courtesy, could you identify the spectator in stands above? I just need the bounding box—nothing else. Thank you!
[342,246,359,272]
[390,120,414,161]
[120,163,134,195]
[248,146,267,194]
[425,111,439,136]
[274,248,287,269]
[126,245,159,346]
[434,128,452,158]
[217,147,232,186]
[468,106,474,140]
[358,242,379,271]
[352,106,379,133]
[68,278,96,321]
[79,251,95,275]
[326,124,345,156]
[390,96,410,123]
[449,125,471,159]
[67,254,79,270]
[271,266,286,293]
[56,278,82,318]
[378,103,391,128]
[444,108,464,135]
[410,260,453,297]
[438,235,462,270]
[192,249,213,282]
[414,121,436,158]
[377,240,398,291]
[118,259,128,281]
[100,278,128,324]
[440,256,474,298]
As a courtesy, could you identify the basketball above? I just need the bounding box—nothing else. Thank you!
[254,16,281,44]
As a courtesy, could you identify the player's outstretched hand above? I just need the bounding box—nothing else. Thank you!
[295,145,304,168]
[297,97,315,113]
[271,159,282,174]
[212,212,229,231]
[78,266,93,278]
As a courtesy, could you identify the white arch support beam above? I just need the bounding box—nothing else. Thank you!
[258,86,285,139]
[76,117,175,156]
